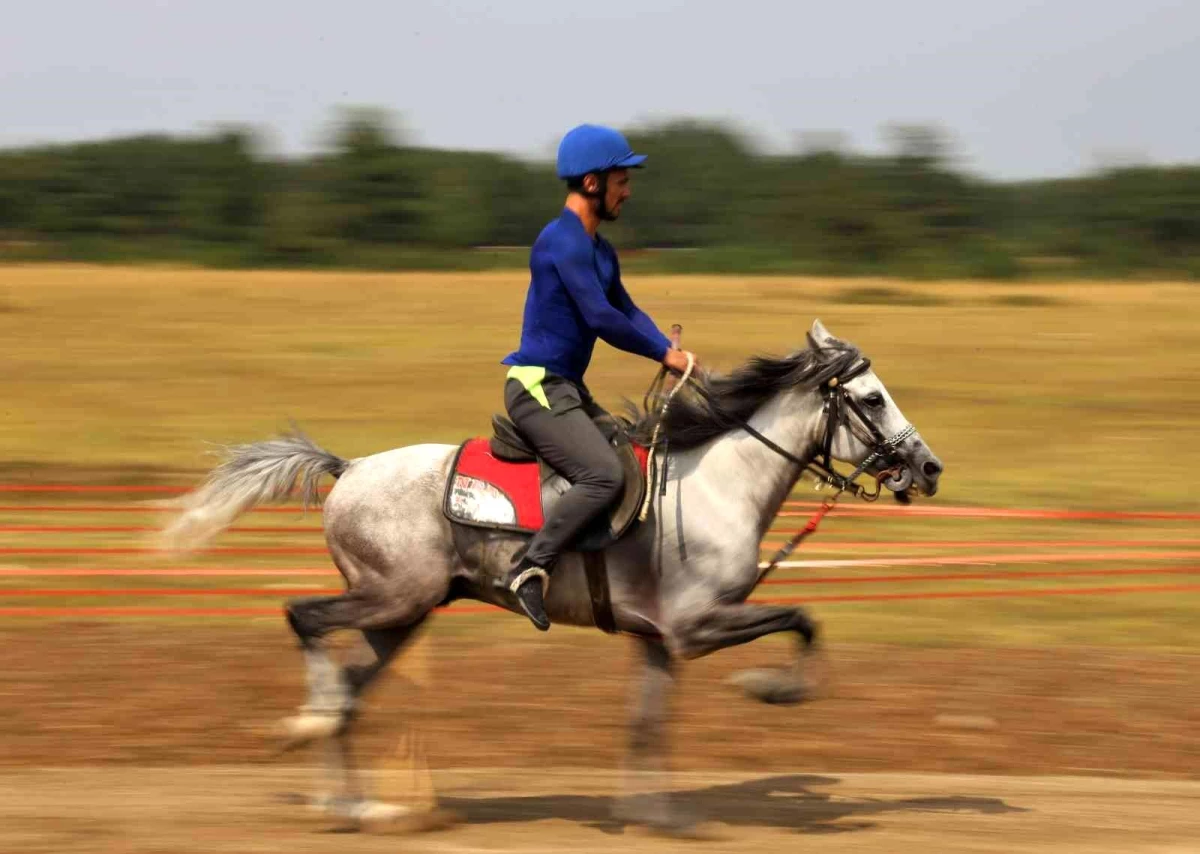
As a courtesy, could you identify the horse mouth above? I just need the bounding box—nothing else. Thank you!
[867,459,939,503]
[879,465,939,503]
[882,467,913,493]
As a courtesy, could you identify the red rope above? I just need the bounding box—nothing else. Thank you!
[758,498,838,583]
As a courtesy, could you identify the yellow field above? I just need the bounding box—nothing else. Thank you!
[1,265,1198,646]
[2,265,1198,507]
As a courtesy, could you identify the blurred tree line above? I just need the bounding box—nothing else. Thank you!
[1,108,1198,278]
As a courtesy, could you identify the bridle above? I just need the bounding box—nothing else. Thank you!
[807,355,917,500]
[696,350,916,502]
[738,350,919,578]
[640,344,920,576]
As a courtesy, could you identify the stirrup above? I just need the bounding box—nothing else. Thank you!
[508,565,550,596]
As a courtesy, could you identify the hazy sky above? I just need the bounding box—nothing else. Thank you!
[3,0,1197,179]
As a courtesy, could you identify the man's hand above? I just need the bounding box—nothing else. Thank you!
[662,348,699,376]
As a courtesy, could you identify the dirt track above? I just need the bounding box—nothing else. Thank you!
[2,766,1197,853]
[3,623,1199,850]
[6,624,1199,775]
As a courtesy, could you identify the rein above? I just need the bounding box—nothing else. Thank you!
[638,351,695,523]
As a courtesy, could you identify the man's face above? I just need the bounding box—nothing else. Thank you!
[584,168,631,220]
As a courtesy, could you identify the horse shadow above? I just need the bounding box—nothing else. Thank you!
[440,773,1029,836]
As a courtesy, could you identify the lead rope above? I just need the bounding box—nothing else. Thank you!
[757,438,899,582]
[756,374,901,582]
[757,492,841,581]
[638,352,695,523]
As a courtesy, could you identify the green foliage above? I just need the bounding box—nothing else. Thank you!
[320,108,423,244]
[988,293,1064,307]
[1,111,1198,277]
[831,286,950,306]
[0,129,265,241]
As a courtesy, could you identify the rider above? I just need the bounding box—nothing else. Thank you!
[500,123,698,631]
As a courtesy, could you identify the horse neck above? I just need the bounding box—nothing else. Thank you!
[689,389,824,539]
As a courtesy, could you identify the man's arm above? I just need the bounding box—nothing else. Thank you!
[554,243,670,362]
[608,266,669,347]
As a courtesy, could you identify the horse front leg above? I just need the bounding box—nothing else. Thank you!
[614,637,685,831]
[673,602,823,705]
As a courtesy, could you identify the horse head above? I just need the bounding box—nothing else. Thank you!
[808,318,943,499]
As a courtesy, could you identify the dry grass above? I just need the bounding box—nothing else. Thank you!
[1,265,1198,646]
[2,265,1197,509]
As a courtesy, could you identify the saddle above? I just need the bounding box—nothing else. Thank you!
[442,414,651,634]
[443,414,649,549]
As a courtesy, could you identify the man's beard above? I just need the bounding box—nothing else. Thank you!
[597,199,620,222]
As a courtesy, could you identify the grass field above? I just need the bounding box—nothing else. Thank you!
[1,265,1198,647]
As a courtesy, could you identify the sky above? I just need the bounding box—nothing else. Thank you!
[3,0,1198,179]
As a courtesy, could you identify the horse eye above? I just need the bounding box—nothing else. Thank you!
[863,393,885,408]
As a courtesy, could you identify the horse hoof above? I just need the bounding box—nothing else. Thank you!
[727,668,809,705]
[353,800,411,825]
[613,798,708,838]
[276,712,343,750]
[630,811,714,840]
[647,820,717,840]
[387,808,462,834]
[343,801,460,834]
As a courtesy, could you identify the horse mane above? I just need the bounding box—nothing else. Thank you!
[625,338,863,451]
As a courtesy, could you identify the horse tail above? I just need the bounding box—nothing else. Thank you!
[156,426,347,555]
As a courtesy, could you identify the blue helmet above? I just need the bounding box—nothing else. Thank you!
[556,124,647,180]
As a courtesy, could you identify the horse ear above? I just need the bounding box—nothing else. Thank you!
[809,318,836,348]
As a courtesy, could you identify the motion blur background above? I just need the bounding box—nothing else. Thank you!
[1,2,1198,851]
[2,1,1200,277]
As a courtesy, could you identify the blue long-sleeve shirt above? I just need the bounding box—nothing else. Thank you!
[502,209,671,385]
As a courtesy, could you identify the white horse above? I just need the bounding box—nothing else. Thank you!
[160,319,943,831]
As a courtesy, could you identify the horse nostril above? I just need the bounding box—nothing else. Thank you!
[922,460,943,479]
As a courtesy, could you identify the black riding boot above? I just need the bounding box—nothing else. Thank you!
[506,558,551,631]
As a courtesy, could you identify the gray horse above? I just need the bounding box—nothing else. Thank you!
[159,319,942,830]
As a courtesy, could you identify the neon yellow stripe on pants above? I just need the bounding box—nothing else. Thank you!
[506,366,550,409]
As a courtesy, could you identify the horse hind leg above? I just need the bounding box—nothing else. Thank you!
[347,627,449,825]
[281,583,453,826]
[329,623,457,830]
[280,587,431,748]
[277,591,359,747]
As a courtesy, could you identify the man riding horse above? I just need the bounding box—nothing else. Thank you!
[156,121,947,833]
[500,124,700,631]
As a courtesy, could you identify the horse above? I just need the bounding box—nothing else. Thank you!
[158,319,943,831]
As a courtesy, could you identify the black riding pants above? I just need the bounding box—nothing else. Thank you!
[503,373,624,571]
